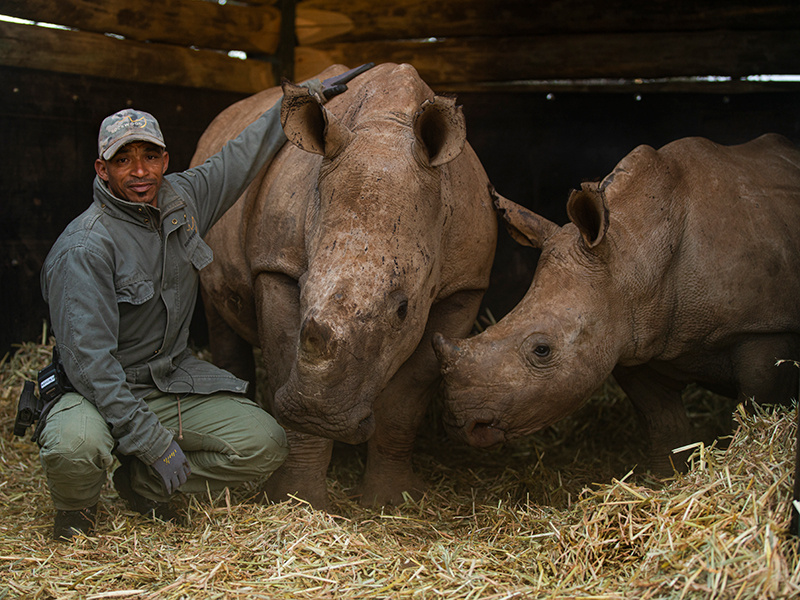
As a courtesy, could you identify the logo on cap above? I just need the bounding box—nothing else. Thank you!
[107,115,148,134]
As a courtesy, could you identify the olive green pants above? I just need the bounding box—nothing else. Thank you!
[39,390,288,511]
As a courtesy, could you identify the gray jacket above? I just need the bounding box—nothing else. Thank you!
[41,101,287,464]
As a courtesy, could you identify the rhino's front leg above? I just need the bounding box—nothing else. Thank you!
[612,363,692,474]
[253,272,334,511]
[357,290,486,506]
[356,366,436,507]
[261,430,334,510]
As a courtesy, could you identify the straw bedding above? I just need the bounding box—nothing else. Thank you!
[1,331,798,599]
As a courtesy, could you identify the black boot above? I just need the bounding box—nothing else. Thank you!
[53,505,97,541]
[113,456,181,523]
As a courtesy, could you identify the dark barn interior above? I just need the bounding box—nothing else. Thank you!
[2,0,799,355]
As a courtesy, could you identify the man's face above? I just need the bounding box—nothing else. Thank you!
[95,141,169,207]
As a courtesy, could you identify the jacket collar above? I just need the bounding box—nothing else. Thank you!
[92,175,186,224]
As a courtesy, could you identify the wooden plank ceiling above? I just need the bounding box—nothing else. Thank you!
[1,0,800,94]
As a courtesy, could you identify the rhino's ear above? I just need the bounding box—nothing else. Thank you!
[413,96,466,167]
[489,184,559,249]
[567,183,609,249]
[281,80,354,158]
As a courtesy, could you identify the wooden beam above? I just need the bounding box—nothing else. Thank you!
[0,21,275,94]
[3,8,798,95]
[5,0,799,54]
[295,30,800,86]
[294,0,800,44]
[1,0,282,54]
[276,0,297,83]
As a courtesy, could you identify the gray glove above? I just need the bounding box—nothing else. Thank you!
[151,439,191,495]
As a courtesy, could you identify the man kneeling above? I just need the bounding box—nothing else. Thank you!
[36,91,333,539]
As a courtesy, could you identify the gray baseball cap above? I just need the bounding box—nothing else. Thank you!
[98,108,166,160]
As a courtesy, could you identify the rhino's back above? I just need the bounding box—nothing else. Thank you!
[664,134,800,338]
[669,133,800,270]
[212,62,494,293]
[192,65,350,340]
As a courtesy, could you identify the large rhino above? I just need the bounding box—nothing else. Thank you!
[191,63,497,509]
[433,134,800,473]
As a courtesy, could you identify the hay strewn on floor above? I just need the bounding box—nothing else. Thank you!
[1,335,798,599]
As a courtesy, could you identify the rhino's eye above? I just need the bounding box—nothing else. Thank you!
[524,336,555,368]
[397,300,408,320]
[389,291,409,328]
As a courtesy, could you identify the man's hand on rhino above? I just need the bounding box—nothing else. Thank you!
[301,79,347,104]
[302,63,376,104]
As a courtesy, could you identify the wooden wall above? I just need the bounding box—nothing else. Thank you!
[2,1,800,92]
[2,0,800,353]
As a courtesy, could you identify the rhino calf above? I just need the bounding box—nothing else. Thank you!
[434,133,800,474]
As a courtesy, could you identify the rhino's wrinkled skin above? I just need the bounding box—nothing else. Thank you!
[434,134,800,473]
[191,64,497,508]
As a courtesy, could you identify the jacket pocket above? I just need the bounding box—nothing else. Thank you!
[186,234,213,271]
[116,278,154,305]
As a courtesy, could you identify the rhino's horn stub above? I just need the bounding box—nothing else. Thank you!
[432,332,463,371]
[489,184,558,249]
[300,314,337,360]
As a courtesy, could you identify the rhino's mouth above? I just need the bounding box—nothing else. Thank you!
[465,418,507,448]
[273,386,377,444]
[443,411,507,448]
[278,409,376,445]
